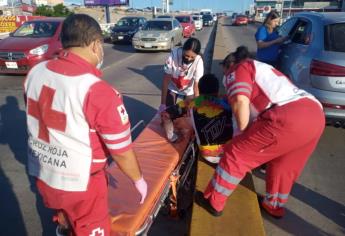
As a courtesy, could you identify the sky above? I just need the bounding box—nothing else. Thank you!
[66,0,254,14]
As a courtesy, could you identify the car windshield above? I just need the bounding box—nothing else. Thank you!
[324,23,345,52]
[175,16,190,23]
[192,16,199,21]
[157,15,172,18]
[202,15,213,20]
[117,18,139,27]
[12,21,59,38]
[142,21,172,31]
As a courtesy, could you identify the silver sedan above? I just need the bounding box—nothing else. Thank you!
[278,12,345,127]
[132,18,183,51]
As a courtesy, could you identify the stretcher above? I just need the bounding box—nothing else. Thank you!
[107,114,197,236]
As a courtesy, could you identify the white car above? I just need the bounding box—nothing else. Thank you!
[192,15,203,31]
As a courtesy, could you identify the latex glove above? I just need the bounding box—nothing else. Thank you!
[158,104,166,113]
[134,176,147,204]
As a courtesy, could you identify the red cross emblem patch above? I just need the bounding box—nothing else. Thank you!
[28,85,67,143]
[117,104,128,125]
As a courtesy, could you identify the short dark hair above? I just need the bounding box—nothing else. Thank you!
[61,14,103,49]
[183,37,201,55]
[198,74,219,95]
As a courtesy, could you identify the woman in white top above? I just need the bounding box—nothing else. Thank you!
[160,38,204,110]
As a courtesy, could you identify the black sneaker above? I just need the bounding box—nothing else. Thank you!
[194,191,223,217]
[56,225,70,236]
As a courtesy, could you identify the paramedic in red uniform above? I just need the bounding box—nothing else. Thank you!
[159,38,204,112]
[24,14,147,236]
[195,46,325,218]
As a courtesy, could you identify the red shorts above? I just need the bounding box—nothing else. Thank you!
[37,171,110,236]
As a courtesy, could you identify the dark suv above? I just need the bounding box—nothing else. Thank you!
[111,16,147,44]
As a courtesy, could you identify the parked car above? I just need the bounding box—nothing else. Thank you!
[110,16,147,44]
[132,18,183,51]
[0,17,63,74]
[232,15,248,26]
[277,12,345,126]
[192,15,203,31]
[248,15,256,24]
[156,15,174,19]
[202,14,213,26]
[175,15,196,38]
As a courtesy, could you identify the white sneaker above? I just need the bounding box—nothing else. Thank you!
[203,156,221,164]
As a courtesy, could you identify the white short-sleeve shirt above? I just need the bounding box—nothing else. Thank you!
[164,47,204,96]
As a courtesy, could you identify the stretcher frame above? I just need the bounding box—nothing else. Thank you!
[108,116,197,236]
[135,139,197,235]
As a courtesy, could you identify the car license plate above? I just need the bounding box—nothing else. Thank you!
[118,36,124,40]
[144,43,152,48]
[5,61,18,69]
[331,78,345,88]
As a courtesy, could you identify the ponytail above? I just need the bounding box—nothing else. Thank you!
[233,46,250,64]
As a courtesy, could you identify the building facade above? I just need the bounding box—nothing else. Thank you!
[254,0,343,17]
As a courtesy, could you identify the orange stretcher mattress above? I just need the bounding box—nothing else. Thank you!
[107,115,193,236]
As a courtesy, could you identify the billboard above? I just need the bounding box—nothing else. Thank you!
[84,0,128,6]
[0,16,44,33]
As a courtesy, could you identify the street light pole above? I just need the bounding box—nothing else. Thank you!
[280,0,284,19]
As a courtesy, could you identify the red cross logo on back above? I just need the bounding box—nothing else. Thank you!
[28,85,66,143]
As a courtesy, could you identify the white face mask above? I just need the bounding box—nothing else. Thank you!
[222,75,227,88]
[95,43,104,69]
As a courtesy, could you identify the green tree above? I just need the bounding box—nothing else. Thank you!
[53,4,72,17]
[34,4,72,17]
[34,5,54,16]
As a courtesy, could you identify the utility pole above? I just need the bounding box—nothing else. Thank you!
[280,0,285,19]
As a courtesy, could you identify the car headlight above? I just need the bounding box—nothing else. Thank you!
[29,44,49,56]
[128,30,137,35]
[158,36,170,42]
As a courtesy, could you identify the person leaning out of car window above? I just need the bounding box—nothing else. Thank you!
[255,10,288,67]
[159,38,204,112]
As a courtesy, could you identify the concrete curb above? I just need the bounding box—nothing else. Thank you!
[208,17,266,235]
[211,18,230,95]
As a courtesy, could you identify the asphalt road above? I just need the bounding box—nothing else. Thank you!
[1,18,344,236]
[220,17,345,236]
[0,25,215,235]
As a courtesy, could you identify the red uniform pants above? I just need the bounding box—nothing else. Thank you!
[204,98,325,212]
[37,171,110,236]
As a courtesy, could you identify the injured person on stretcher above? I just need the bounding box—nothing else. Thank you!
[161,74,233,164]
[106,74,233,236]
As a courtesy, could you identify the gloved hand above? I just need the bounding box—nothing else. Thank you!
[134,176,147,204]
[158,104,166,113]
